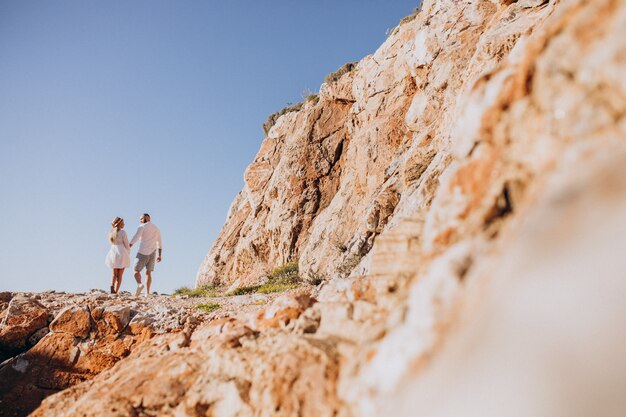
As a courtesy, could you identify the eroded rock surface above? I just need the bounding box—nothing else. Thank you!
[195,0,564,288]
[23,289,333,417]
[0,291,206,417]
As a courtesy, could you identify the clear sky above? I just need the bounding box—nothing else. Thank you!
[0,1,418,294]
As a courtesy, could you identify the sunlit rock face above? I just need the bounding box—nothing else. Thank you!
[195,0,573,288]
[16,0,626,416]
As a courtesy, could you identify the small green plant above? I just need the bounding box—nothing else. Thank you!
[324,62,357,84]
[398,8,419,26]
[227,261,301,296]
[300,88,320,105]
[228,285,262,296]
[387,7,420,37]
[173,284,221,298]
[196,302,220,313]
[227,281,300,296]
[263,102,304,135]
[173,286,192,295]
[257,282,300,294]
[268,261,299,284]
[305,94,319,104]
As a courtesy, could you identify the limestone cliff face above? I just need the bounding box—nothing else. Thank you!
[195,0,579,288]
[11,0,626,416]
[196,10,420,286]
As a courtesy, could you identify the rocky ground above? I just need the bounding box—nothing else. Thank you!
[0,287,314,417]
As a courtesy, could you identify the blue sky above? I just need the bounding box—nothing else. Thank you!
[0,1,417,294]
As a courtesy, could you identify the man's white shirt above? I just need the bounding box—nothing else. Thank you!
[130,222,162,255]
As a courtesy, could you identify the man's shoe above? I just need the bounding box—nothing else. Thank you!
[135,284,144,297]
[110,285,115,294]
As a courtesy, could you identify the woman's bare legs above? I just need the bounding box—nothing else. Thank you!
[111,268,123,293]
[110,269,117,293]
[115,268,124,293]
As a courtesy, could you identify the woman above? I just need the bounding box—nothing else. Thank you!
[105,216,130,293]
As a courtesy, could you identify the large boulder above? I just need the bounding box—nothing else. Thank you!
[0,292,12,328]
[0,296,48,361]
[101,305,131,333]
[49,306,92,339]
[0,292,12,313]
[250,293,316,330]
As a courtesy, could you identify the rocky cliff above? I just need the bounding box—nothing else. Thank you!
[3,0,626,415]
[195,0,581,288]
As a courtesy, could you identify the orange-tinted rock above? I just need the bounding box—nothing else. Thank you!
[101,306,130,333]
[127,313,155,335]
[0,292,197,417]
[253,293,316,330]
[190,317,257,349]
[49,306,92,339]
[0,296,48,361]
[31,332,341,417]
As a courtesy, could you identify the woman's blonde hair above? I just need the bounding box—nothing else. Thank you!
[108,217,123,244]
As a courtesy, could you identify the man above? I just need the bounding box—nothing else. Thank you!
[129,213,162,296]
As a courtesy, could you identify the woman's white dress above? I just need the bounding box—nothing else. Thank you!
[105,230,131,268]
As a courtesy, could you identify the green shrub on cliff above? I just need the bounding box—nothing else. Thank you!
[268,261,299,284]
[257,282,299,294]
[173,284,220,298]
[228,282,299,296]
[196,302,220,313]
[227,285,261,296]
[263,102,304,135]
[324,62,357,84]
[398,8,419,26]
[387,7,421,37]
[305,94,319,104]
[227,261,301,296]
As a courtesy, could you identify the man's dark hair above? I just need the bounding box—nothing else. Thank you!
[143,213,150,218]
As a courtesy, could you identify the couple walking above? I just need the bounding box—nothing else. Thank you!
[105,213,162,296]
